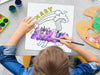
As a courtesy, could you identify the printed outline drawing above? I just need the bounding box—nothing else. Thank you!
[30,10,69,48]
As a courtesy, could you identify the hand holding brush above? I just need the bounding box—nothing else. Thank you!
[51,35,84,49]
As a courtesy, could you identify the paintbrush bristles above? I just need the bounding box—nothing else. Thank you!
[51,37,61,40]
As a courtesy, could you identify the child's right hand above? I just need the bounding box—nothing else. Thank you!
[60,35,78,49]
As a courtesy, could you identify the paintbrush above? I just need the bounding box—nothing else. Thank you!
[51,37,84,46]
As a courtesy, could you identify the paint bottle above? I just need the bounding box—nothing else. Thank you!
[15,0,22,7]
[9,5,16,13]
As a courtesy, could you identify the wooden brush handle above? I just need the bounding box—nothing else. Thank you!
[51,37,84,46]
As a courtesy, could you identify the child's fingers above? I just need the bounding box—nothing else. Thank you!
[22,17,27,21]
[30,20,37,26]
[25,16,32,22]
[60,40,69,46]
[60,35,73,41]
[27,17,35,24]
[60,35,70,40]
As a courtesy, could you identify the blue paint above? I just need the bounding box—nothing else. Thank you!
[15,0,22,7]
[0,23,5,27]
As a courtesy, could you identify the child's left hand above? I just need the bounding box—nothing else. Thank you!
[16,16,37,35]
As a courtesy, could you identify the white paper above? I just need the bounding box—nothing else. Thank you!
[0,0,9,4]
[25,3,74,52]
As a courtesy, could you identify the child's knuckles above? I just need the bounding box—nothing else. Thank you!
[59,36,63,39]
[63,35,67,37]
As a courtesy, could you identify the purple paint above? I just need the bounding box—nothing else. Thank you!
[31,27,69,43]
[31,27,40,39]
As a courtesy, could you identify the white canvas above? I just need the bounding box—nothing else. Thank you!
[25,3,74,52]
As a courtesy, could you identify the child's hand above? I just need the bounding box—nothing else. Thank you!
[60,35,78,49]
[16,16,37,35]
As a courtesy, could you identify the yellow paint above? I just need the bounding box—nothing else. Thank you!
[35,15,40,20]
[44,9,48,13]
[96,43,100,48]
[23,56,31,68]
[48,7,53,11]
[40,12,44,16]
[84,26,88,28]
[35,7,53,20]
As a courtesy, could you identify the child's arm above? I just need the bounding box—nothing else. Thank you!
[0,17,36,74]
[6,16,37,45]
[60,35,100,64]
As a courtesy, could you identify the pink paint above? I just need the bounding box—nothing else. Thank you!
[96,36,100,44]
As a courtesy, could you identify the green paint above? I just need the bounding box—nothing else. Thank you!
[92,12,100,31]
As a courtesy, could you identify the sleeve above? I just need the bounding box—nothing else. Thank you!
[0,45,33,75]
[88,62,100,73]
[0,45,17,61]
[73,63,94,75]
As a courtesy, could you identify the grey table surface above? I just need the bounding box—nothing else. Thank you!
[0,0,100,56]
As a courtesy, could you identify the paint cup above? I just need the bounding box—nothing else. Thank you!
[15,0,22,7]
[9,5,16,13]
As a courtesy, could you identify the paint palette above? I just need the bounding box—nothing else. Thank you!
[0,14,9,32]
[76,6,100,49]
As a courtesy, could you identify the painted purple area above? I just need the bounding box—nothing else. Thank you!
[43,30,53,41]
[31,27,40,39]
[31,27,69,43]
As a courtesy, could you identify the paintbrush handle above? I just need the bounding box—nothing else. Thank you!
[71,41,84,46]
[51,37,84,46]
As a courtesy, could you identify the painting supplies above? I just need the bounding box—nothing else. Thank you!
[76,6,100,49]
[0,14,9,32]
[15,0,22,7]
[9,5,16,13]
[51,37,84,46]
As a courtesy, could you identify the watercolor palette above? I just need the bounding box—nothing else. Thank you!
[0,14,9,32]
